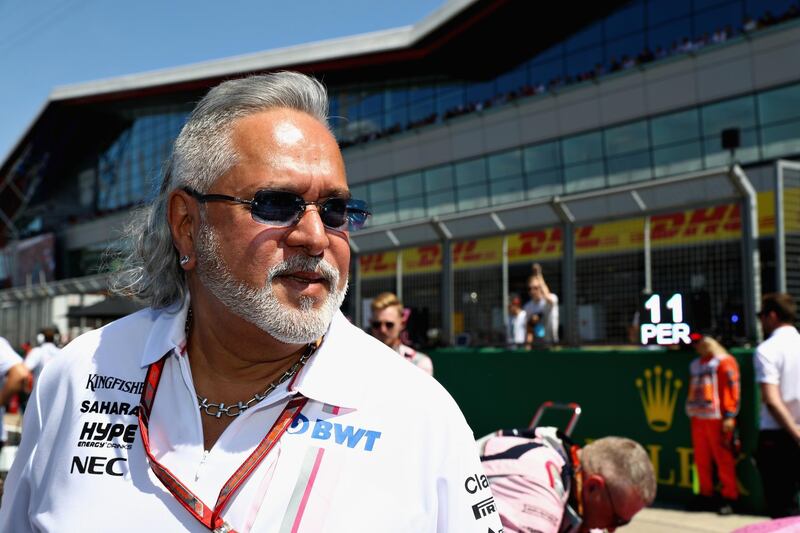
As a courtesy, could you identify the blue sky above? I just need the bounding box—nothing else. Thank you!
[0,0,446,163]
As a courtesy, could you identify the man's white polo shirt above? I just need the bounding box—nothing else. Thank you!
[754,325,800,429]
[0,302,501,533]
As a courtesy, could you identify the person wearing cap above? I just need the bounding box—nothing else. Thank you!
[686,334,740,515]
[369,292,433,376]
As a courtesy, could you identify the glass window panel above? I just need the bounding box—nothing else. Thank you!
[747,0,796,19]
[488,150,522,180]
[409,85,434,102]
[455,159,487,186]
[651,109,701,146]
[605,3,645,39]
[693,3,743,40]
[604,121,650,156]
[652,142,703,177]
[701,96,757,138]
[647,0,691,25]
[370,201,397,226]
[606,152,653,185]
[758,84,800,125]
[566,22,603,52]
[647,18,692,53]
[526,168,563,199]
[524,141,561,171]
[564,161,606,193]
[385,104,407,131]
[437,84,465,117]
[497,64,528,95]
[466,81,494,104]
[694,0,733,8]
[605,33,646,64]
[703,128,761,166]
[384,87,408,108]
[369,179,395,204]
[566,48,603,79]
[534,42,564,62]
[562,132,603,164]
[530,58,563,88]
[409,98,436,125]
[397,195,426,221]
[457,183,490,210]
[427,190,456,216]
[761,120,800,158]
[395,172,423,196]
[350,184,369,204]
[424,166,454,193]
[490,177,525,205]
[360,92,383,117]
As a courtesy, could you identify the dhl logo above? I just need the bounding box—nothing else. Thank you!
[359,193,787,278]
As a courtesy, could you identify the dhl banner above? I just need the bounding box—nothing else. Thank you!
[359,190,799,279]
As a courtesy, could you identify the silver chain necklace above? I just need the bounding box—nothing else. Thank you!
[185,307,316,419]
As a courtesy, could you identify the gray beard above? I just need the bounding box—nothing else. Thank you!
[194,223,348,344]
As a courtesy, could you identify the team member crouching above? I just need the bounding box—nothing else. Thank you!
[479,428,656,532]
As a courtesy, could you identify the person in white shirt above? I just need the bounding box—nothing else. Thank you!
[23,327,61,386]
[0,337,29,449]
[754,292,800,518]
[506,294,527,349]
[0,72,501,533]
[369,292,433,376]
[524,263,559,347]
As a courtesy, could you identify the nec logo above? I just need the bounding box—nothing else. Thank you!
[287,414,381,451]
[70,456,127,476]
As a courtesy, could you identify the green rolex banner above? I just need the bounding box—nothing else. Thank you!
[429,347,764,514]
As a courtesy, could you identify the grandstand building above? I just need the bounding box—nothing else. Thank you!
[1,0,799,347]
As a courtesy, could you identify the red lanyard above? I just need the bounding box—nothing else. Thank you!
[138,350,311,532]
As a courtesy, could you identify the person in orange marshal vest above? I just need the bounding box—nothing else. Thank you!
[685,334,741,515]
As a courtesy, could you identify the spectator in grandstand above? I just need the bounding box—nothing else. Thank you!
[479,427,656,532]
[754,292,800,518]
[686,335,740,515]
[525,263,559,347]
[0,72,498,532]
[370,291,433,375]
[23,327,61,386]
[0,336,30,453]
[506,293,527,349]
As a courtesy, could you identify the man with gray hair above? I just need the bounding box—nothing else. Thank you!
[0,72,501,532]
[479,428,656,532]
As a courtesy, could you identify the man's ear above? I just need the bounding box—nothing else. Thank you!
[584,474,606,493]
[168,188,199,270]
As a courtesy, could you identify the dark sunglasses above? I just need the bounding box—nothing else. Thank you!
[605,484,631,529]
[183,187,371,232]
[371,320,397,329]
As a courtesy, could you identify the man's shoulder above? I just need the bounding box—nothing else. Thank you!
[757,326,800,356]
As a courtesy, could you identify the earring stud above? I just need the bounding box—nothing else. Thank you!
[179,255,190,266]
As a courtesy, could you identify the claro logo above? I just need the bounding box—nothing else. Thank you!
[287,414,381,452]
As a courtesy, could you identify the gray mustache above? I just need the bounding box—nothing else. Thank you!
[268,255,339,285]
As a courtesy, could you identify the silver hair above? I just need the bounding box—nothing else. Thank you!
[110,72,331,308]
[581,436,657,505]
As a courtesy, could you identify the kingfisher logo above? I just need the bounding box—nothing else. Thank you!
[287,414,381,452]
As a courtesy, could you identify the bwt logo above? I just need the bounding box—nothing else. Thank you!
[287,414,381,452]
